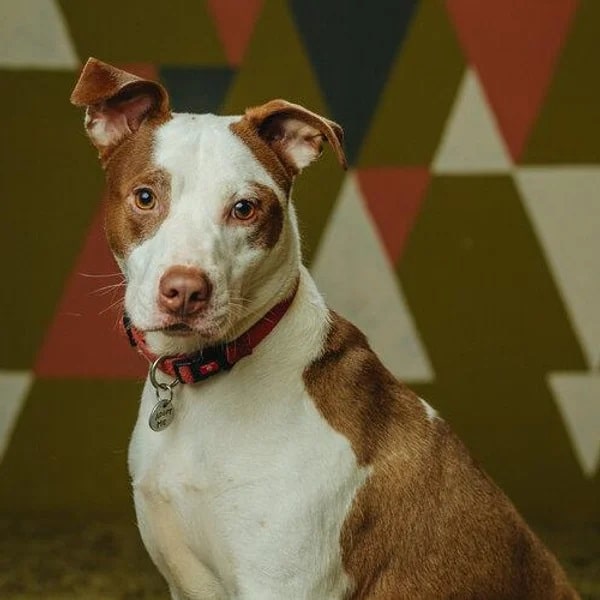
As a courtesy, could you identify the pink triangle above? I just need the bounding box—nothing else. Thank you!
[35,208,147,379]
[356,167,430,264]
[446,0,578,160]
[206,0,264,66]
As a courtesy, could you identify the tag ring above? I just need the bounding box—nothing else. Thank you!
[149,355,180,391]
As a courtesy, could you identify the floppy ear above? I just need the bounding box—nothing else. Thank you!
[70,57,170,163]
[244,99,347,173]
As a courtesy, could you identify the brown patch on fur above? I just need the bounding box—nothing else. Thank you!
[304,313,579,599]
[245,99,347,170]
[230,100,346,194]
[248,183,284,249]
[230,119,293,195]
[224,183,283,250]
[71,57,170,164]
[104,123,171,258]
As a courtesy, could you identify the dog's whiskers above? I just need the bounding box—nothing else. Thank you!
[91,282,127,296]
[99,296,125,316]
[80,271,124,279]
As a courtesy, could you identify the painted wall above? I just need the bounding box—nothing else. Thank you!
[0,0,598,523]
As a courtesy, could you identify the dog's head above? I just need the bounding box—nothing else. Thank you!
[71,58,346,354]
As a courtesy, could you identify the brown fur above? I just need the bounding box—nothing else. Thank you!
[230,99,347,196]
[304,313,578,600]
[244,99,347,171]
[243,183,284,249]
[230,119,293,195]
[104,123,171,258]
[71,57,170,164]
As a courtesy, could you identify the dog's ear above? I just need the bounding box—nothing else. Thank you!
[244,99,347,173]
[70,57,170,163]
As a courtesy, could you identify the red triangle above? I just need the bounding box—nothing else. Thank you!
[35,207,147,379]
[206,0,264,66]
[446,0,578,160]
[356,167,430,264]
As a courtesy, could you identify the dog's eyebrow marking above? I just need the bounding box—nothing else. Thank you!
[104,123,172,257]
[247,183,284,250]
[229,118,292,196]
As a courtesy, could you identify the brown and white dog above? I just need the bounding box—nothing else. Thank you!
[71,58,578,600]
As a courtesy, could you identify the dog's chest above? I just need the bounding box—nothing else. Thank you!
[129,372,367,599]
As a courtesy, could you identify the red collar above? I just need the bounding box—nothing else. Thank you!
[123,284,298,384]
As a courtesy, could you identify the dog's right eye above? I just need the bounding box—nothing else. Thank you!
[134,188,156,210]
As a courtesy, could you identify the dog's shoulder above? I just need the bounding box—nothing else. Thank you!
[303,309,432,464]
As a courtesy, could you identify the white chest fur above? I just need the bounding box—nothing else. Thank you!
[128,276,367,600]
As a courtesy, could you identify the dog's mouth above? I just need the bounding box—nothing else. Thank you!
[157,322,201,337]
[146,318,225,341]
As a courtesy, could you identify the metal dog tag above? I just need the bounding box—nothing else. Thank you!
[149,397,175,432]
[148,355,180,432]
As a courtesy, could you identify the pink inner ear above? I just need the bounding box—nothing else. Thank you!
[111,92,156,132]
[266,117,325,171]
[86,83,164,151]
[86,105,132,148]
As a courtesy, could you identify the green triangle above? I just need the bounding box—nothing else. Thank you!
[522,1,600,163]
[0,71,103,368]
[59,0,225,65]
[0,379,141,514]
[223,0,326,114]
[223,0,344,265]
[358,1,465,167]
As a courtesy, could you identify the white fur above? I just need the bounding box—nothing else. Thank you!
[129,272,367,599]
[419,397,439,421]
[123,114,367,599]
[277,118,323,170]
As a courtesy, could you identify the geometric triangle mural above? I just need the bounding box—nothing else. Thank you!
[1,0,598,527]
[312,174,433,383]
[205,0,264,67]
[0,0,78,70]
[516,167,600,370]
[34,208,146,380]
[432,68,511,174]
[548,372,600,478]
[159,66,235,114]
[0,370,33,461]
[356,167,430,264]
[445,0,579,161]
[290,0,419,164]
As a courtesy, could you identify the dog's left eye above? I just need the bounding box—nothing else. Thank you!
[231,199,256,221]
[134,188,156,210]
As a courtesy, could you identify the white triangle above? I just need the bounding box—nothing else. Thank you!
[433,69,512,174]
[311,174,433,382]
[515,167,600,369]
[548,372,600,478]
[0,370,33,461]
[0,0,79,69]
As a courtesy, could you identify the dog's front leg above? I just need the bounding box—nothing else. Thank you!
[134,488,227,600]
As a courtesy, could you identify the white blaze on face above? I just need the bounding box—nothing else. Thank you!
[122,113,299,348]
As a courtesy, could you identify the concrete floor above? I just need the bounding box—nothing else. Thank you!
[0,518,598,599]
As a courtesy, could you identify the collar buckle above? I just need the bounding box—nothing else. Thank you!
[172,345,233,384]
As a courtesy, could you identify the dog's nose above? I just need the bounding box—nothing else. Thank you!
[158,266,212,317]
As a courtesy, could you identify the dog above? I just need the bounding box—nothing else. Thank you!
[70,58,578,599]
